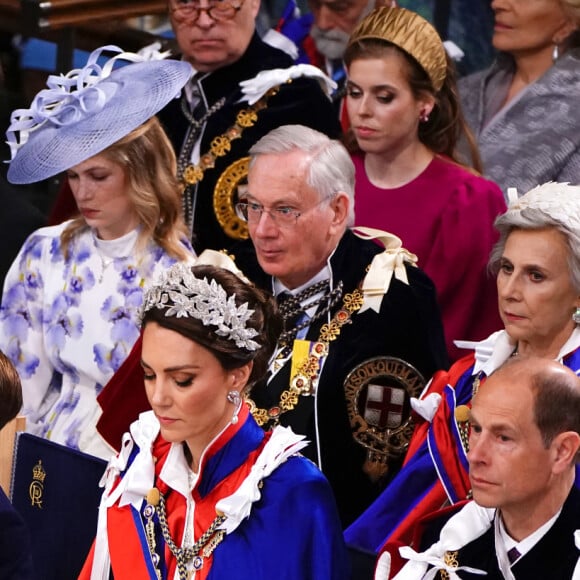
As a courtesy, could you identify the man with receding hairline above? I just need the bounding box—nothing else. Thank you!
[156,0,341,253]
[234,124,448,528]
[393,356,580,579]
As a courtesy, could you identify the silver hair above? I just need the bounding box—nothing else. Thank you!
[248,124,355,226]
[489,182,580,292]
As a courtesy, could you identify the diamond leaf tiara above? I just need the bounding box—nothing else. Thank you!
[141,262,261,352]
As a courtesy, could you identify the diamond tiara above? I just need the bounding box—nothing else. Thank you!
[141,262,261,352]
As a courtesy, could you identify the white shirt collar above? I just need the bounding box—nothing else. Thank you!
[182,66,210,105]
[496,507,561,564]
[273,265,330,297]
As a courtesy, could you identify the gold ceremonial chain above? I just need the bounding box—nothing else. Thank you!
[440,551,459,579]
[180,86,281,187]
[453,371,487,500]
[247,289,364,427]
[144,487,227,580]
[454,371,485,455]
[177,96,227,183]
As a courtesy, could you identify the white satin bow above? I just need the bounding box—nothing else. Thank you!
[353,227,418,314]
[394,501,493,579]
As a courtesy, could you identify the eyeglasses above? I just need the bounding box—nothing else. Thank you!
[236,198,331,228]
[169,0,245,23]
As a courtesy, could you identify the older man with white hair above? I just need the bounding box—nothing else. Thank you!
[233,124,448,528]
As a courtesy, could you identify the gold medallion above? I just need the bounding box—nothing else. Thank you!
[213,157,250,240]
[344,356,425,482]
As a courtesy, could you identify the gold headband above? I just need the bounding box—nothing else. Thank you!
[347,7,447,92]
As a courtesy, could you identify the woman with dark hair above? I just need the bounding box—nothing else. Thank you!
[80,262,349,580]
[0,349,22,430]
[344,6,507,361]
[0,46,195,458]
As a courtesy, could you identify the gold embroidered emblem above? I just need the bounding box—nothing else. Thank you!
[345,357,425,482]
[29,460,46,508]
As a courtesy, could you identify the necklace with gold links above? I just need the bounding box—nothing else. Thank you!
[247,288,364,428]
[143,487,227,579]
[177,95,227,179]
[179,86,281,187]
[178,84,282,235]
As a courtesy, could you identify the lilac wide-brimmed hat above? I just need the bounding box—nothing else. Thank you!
[6,44,193,184]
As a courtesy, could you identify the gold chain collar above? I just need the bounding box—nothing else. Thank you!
[247,289,364,427]
[181,86,280,186]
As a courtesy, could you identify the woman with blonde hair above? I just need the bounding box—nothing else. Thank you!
[0,46,195,458]
[459,0,580,195]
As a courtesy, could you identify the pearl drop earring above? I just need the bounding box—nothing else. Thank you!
[227,390,242,424]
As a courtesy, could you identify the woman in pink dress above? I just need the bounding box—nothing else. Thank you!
[344,6,507,361]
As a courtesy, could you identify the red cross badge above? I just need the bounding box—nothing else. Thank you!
[344,357,425,482]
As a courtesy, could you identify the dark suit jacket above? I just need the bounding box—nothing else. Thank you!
[433,487,580,579]
[0,486,34,578]
[0,177,46,289]
[235,230,449,526]
[158,33,341,253]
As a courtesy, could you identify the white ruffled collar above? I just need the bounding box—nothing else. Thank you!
[455,327,580,377]
[89,411,308,579]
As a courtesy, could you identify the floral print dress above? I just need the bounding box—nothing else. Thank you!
[0,221,193,459]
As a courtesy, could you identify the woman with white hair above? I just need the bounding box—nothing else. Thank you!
[0,46,195,458]
[345,181,580,578]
